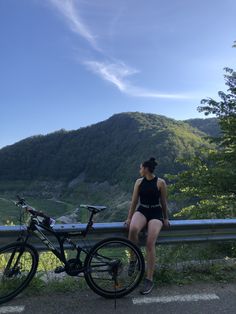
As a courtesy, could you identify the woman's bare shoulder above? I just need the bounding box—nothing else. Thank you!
[157,177,166,187]
[135,177,143,185]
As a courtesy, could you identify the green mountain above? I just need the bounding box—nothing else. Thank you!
[0,112,216,224]
[184,117,220,137]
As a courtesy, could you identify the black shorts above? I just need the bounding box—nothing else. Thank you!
[136,205,164,224]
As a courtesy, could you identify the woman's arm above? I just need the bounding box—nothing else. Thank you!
[127,179,140,220]
[159,179,170,227]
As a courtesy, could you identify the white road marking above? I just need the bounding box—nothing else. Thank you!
[133,293,219,305]
[0,306,25,313]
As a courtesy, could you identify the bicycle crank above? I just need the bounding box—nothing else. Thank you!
[65,258,83,276]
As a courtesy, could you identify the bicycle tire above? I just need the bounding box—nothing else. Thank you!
[84,237,145,299]
[0,242,39,304]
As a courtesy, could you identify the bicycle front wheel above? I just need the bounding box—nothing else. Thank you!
[0,242,39,304]
[84,237,145,298]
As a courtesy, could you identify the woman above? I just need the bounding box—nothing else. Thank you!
[124,157,170,295]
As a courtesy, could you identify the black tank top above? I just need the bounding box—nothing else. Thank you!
[139,176,160,205]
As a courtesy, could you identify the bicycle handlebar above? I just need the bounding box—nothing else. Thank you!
[15,195,55,227]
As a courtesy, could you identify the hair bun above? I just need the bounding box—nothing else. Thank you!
[142,157,158,173]
[149,157,157,166]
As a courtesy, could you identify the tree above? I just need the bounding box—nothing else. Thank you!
[169,67,236,219]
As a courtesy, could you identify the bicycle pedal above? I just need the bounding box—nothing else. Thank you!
[54,266,65,274]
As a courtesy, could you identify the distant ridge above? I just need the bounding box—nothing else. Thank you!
[0,112,215,188]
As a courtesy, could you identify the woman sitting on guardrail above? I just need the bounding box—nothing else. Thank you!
[124,157,170,295]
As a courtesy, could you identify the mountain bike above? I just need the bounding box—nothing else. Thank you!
[0,196,145,304]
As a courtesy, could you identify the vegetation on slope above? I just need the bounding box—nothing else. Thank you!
[0,112,215,223]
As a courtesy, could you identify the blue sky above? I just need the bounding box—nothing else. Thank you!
[0,0,235,148]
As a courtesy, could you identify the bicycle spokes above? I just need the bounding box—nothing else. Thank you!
[85,239,142,294]
[0,244,36,300]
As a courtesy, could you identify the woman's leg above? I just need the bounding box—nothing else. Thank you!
[128,211,147,260]
[145,219,163,281]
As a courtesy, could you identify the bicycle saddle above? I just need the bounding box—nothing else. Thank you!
[80,204,107,213]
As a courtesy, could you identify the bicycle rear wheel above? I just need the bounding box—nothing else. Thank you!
[84,237,145,298]
[0,242,39,304]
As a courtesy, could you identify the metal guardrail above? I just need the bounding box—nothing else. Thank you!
[0,219,236,250]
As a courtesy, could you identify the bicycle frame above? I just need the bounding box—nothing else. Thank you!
[17,209,96,269]
[0,197,145,306]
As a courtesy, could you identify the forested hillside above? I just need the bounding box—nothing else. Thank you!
[0,112,211,184]
[0,112,216,224]
[184,117,220,137]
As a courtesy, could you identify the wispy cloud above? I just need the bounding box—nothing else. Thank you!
[48,0,189,99]
[84,60,189,99]
[49,0,100,51]
[84,60,138,92]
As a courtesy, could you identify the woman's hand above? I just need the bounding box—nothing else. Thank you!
[124,218,131,229]
[163,218,170,228]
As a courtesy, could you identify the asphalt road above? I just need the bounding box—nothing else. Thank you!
[1,282,236,314]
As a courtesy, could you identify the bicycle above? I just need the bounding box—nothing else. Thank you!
[0,196,145,305]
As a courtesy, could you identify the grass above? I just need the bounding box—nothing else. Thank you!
[28,244,236,295]
[20,260,236,297]
[153,262,236,286]
[25,276,88,296]
[0,241,235,298]
[0,194,74,225]
[0,179,129,225]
